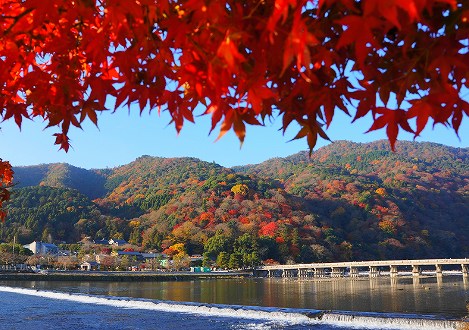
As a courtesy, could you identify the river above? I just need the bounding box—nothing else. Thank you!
[0,275,468,329]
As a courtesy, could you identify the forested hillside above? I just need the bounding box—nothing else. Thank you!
[2,141,468,264]
[13,163,107,199]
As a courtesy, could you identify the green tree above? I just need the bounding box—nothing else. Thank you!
[228,253,243,270]
[216,251,230,269]
[202,252,212,268]
[203,234,231,259]
[234,233,261,268]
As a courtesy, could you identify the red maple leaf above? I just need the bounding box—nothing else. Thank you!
[366,108,414,151]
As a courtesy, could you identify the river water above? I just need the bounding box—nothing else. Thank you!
[1,275,468,329]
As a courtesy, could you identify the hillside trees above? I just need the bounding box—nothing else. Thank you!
[3,186,98,242]
[1,141,467,262]
[1,0,468,215]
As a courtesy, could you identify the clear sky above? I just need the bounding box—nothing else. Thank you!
[1,105,468,169]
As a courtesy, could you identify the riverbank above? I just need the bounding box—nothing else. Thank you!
[0,270,253,282]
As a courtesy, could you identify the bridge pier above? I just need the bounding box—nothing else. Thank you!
[282,269,296,278]
[412,265,421,276]
[462,264,468,276]
[389,265,398,277]
[349,267,359,277]
[435,264,443,275]
[369,266,380,277]
[331,267,344,278]
[314,268,326,278]
[298,268,310,278]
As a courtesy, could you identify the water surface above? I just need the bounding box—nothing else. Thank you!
[2,275,469,317]
[1,275,468,329]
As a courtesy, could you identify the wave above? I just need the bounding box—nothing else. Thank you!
[0,286,466,330]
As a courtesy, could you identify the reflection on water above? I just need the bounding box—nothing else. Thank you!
[2,275,469,318]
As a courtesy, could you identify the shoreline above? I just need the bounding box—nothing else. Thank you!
[0,270,253,282]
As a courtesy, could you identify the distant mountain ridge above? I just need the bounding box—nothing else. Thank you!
[4,140,468,262]
[13,163,107,199]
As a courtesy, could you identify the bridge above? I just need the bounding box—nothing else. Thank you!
[255,258,469,278]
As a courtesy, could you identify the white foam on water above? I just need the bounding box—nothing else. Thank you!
[319,313,464,330]
[0,285,315,325]
[0,286,466,330]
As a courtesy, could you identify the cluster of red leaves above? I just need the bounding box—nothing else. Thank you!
[259,221,279,237]
[2,0,468,150]
[0,0,468,209]
[0,159,13,221]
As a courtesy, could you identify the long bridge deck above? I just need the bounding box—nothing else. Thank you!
[256,258,469,278]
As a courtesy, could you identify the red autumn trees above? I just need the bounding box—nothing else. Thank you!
[1,0,468,217]
[0,159,13,220]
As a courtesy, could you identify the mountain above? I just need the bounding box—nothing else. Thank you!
[13,163,107,199]
[3,140,468,263]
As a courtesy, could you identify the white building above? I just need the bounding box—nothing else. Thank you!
[108,239,127,246]
[23,241,59,256]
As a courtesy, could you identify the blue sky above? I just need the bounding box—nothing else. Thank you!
[1,106,468,169]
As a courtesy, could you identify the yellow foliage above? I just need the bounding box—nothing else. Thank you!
[379,219,397,235]
[231,184,249,195]
[375,187,386,196]
[170,243,186,255]
[129,220,140,228]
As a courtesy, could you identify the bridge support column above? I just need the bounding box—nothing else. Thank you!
[412,265,421,277]
[389,265,398,278]
[369,266,379,278]
[331,267,344,278]
[283,269,293,278]
[435,264,442,275]
[462,264,468,276]
[315,268,325,278]
[349,267,359,278]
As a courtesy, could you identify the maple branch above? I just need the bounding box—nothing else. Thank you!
[245,0,265,19]
[2,8,34,36]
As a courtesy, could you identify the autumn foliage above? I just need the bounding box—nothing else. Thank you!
[0,159,13,221]
[3,141,469,262]
[1,0,468,212]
